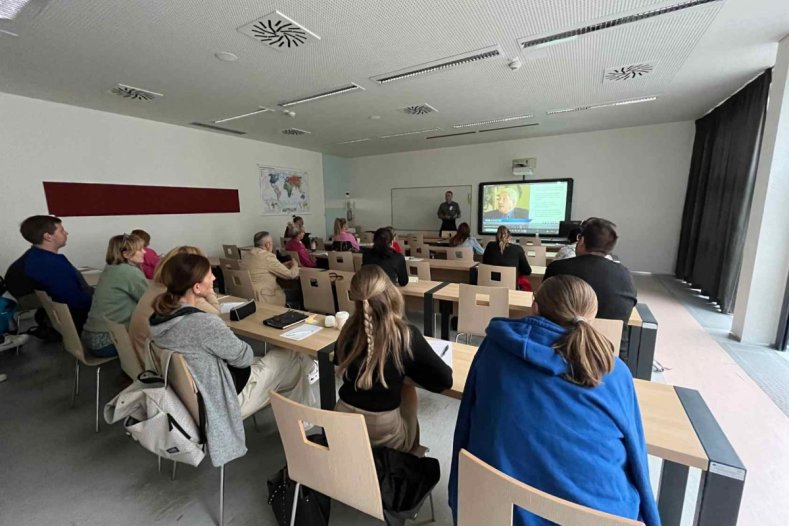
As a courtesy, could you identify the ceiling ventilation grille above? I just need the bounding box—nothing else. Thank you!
[604,63,656,82]
[190,122,247,135]
[281,128,311,136]
[371,46,502,84]
[399,103,438,115]
[108,83,163,101]
[519,0,721,49]
[238,10,320,51]
[546,96,657,115]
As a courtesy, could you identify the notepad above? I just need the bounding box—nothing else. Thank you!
[406,257,424,262]
[428,340,453,368]
[219,302,246,314]
[281,324,323,341]
[408,276,419,283]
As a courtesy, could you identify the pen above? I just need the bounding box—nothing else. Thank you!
[440,345,449,358]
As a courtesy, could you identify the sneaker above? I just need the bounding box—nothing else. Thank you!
[0,333,29,352]
[308,360,320,384]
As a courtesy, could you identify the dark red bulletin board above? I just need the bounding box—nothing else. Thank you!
[43,182,240,217]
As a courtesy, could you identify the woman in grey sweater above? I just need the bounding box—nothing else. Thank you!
[149,253,314,467]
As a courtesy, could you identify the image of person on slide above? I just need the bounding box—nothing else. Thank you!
[483,185,530,219]
[437,190,461,234]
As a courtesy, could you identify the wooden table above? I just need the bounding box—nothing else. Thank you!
[440,337,745,526]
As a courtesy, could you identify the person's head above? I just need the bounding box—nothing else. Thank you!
[336,265,412,390]
[577,218,618,256]
[450,223,471,246]
[153,246,205,284]
[444,190,453,203]
[253,231,273,251]
[533,275,615,387]
[333,218,348,236]
[567,227,582,244]
[372,227,393,256]
[386,226,397,241]
[152,253,214,315]
[130,229,151,247]
[496,225,511,253]
[20,215,67,250]
[292,215,304,228]
[294,228,305,241]
[105,233,146,266]
[496,186,520,214]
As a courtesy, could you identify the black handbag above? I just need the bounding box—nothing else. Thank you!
[267,466,331,526]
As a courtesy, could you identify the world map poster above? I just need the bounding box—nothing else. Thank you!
[259,166,310,215]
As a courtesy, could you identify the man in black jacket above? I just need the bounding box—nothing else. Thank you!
[544,218,636,349]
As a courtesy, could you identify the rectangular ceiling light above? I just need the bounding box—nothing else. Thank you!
[0,0,30,19]
[279,83,364,108]
[519,0,722,49]
[213,107,273,124]
[190,122,247,135]
[452,114,534,129]
[371,46,502,85]
[478,123,540,133]
[337,138,371,144]
[426,131,478,140]
[379,128,441,139]
[546,96,657,115]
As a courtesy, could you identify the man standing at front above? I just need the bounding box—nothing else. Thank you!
[437,190,461,235]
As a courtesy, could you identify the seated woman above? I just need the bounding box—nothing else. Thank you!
[362,227,408,286]
[285,228,317,268]
[149,253,315,467]
[448,222,484,255]
[129,246,220,370]
[244,231,300,306]
[131,228,160,279]
[449,275,659,526]
[334,265,453,453]
[482,225,532,290]
[331,218,360,251]
[81,234,150,357]
[284,215,310,248]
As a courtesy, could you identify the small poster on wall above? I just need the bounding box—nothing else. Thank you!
[259,165,310,215]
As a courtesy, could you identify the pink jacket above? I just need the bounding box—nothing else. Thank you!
[285,238,316,268]
[141,248,160,279]
[332,231,360,251]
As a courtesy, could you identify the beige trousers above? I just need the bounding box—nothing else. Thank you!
[237,349,316,420]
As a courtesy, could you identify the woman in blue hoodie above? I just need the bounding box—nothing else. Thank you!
[449,275,660,526]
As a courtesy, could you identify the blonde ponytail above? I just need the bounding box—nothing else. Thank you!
[496,225,511,254]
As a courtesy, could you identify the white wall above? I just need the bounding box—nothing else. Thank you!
[348,122,694,273]
[0,92,325,272]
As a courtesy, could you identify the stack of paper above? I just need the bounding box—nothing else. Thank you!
[428,340,453,368]
[281,324,323,341]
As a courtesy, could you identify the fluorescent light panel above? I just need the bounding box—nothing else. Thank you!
[337,138,371,144]
[452,114,534,129]
[546,96,657,115]
[279,83,364,108]
[371,46,502,85]
[379,128,441,139]
[0,0,29,19]
[190,122,247,135]
[213,107,272,124]
[426,131,478,140]
[519,0,721,49]
[478,123,539,133]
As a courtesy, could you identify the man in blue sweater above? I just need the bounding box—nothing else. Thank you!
[11,215,93,332]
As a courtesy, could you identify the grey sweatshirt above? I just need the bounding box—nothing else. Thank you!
[149,307,252,467]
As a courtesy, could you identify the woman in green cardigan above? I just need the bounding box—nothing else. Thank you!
[81,233,150,357]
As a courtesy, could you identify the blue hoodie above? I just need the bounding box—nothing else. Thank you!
[448,316,660,526]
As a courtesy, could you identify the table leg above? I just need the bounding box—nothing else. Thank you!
[440,300,452,340]
[657,460,689,526]
[317,345,336,410]
[636,303,658,380]
[424,283,450,338]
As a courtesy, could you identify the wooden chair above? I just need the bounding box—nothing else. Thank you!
[300,268,336,314]
[412,244,431,259]
[457,285,509,344]
[218,257,245,271]
[35,291,117,433]
[407,260,432,281]
[223,269,256,300]
[457,450,643,526]
[441,230,456,239]
[222,244,241,260]
[447,247,474,261]
[408,233,424,246]
[524,246,547,267]
[328,251,355,273]
[270,392,435,525]
[313,237,326,250]
[286,250,301,263]
[331,271,356,315]
[105,318,143,380]
[352,252,363,272]
[477,264,517,290]
[590,319,624,357]
[280,237,288,248]
[522,236,542,246]
[360,231,374,243]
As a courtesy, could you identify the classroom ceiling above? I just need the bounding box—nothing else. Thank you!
[0,0,787,158]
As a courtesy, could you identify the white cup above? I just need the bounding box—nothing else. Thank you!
[336,311,350,330]
[324,315,336,328]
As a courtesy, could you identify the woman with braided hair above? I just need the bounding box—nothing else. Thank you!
[334,265,453,453]
[449,274,659,526]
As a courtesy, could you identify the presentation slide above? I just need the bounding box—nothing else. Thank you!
[478,178,573,235]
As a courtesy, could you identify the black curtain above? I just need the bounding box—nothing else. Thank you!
[675,70,771,313]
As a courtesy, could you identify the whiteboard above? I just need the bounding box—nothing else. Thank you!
[391,185,473,231]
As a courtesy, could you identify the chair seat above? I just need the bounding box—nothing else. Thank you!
[80,354,118,367]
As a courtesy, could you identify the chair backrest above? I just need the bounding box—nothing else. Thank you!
[313,237,326,250]
[331,271,356,315]
[218,257,244,271]
[441,230,456,239]
[105,318,144,379]
[407,260,431,280]
[409,233,424,245]
[148,342,201,425]
[352,253,363,272]
[300,268,336,314]
[280,236,288,248]
[35,291,88,363]
[524,246,547,267]
[458,284,510,338]
[412,244,431,259]
[223,268,256,300]
[477,264,517,290]
[522,236,542,246]
[270,392,384,521]
[360,231,374,243]
[222,244,241,260]
[447,246,474,261]
[590,319,624,356]
[457,450,643,526]
[286,250,301,263]
[328,251,355,273]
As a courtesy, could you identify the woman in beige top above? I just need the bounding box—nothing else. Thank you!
[242,231,299,306]
[128,246,219,370]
